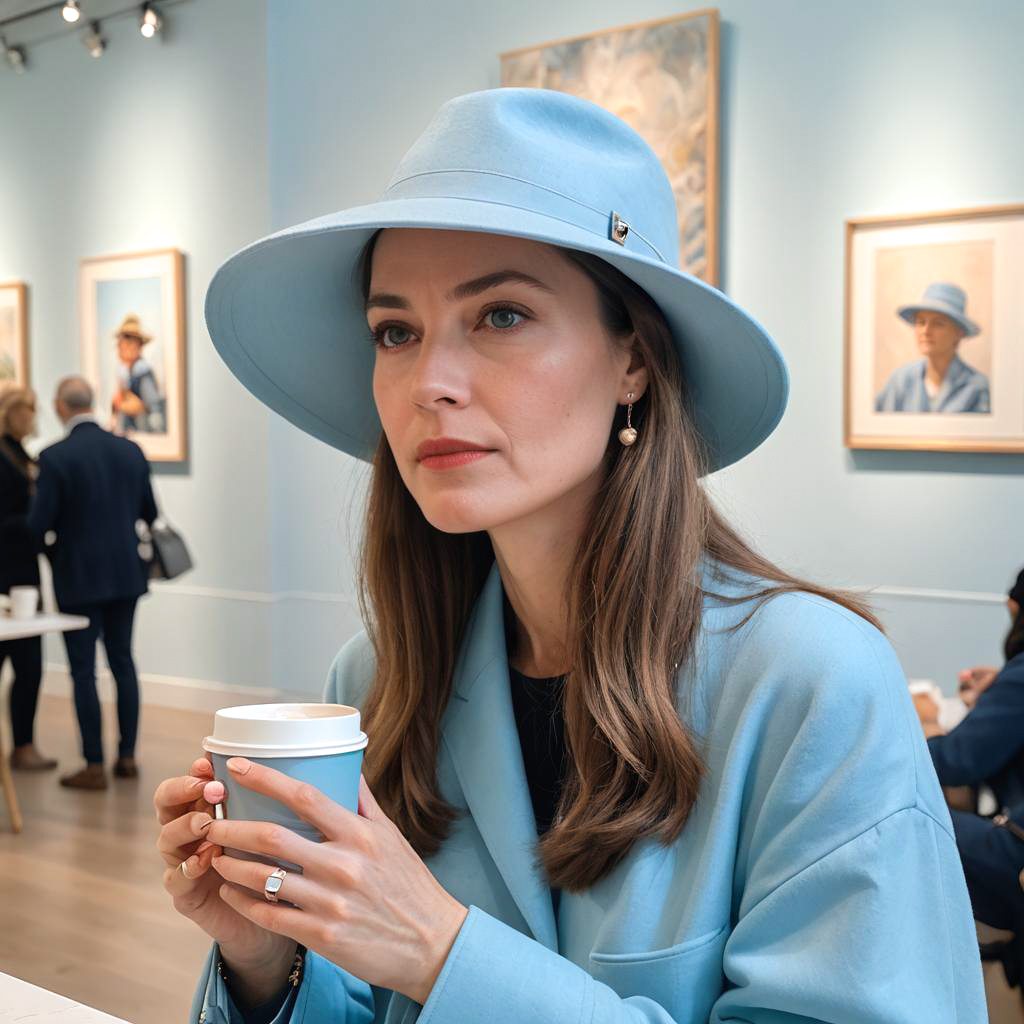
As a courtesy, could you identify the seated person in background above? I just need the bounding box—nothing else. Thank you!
[916,569,1024,982]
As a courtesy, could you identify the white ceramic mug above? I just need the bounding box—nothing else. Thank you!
[8,586,40,620]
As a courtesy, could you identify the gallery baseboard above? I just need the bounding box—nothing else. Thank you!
[41,664,319,715]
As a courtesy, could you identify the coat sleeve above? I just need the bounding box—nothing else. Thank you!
[928,654,1024,787]
[139,449,159,525]
[25,450,60,550]
[407,597,987,1024]
[188,632,383,1024]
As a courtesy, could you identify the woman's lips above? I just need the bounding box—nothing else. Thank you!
[419,450,494,470]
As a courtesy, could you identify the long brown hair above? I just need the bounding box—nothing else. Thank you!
[356,236,880,890]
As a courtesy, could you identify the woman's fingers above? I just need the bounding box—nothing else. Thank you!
[154,775,209,825]
[212,854,317,911]
[156,810,216,867]
[163,844,220,908]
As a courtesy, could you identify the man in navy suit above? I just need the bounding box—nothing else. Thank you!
[27,376,158,790]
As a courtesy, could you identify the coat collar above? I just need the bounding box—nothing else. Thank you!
[440,561,559,952]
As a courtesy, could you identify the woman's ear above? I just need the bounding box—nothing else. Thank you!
[622,336,649,399]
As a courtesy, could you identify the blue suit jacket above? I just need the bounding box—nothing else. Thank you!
[192,563,985,1023]
[929,652,1024,817]
[875,355,990,414]
[26,421,158,609]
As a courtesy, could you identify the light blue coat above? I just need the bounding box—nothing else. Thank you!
[875,355,990,413]
[191,562,986,1023]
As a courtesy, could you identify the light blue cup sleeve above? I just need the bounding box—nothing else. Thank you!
[190,943,376,1024]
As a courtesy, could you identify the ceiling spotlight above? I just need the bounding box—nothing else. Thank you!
[83,22,105,58]
[4,40,26,73]
[140,4,161,38]
[62,1,81,23]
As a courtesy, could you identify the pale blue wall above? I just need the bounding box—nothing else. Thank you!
[0,0,274,688]
[264,0,1024,694]
[4,2,1021,700]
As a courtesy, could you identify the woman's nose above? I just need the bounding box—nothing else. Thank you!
[407,334,471,409]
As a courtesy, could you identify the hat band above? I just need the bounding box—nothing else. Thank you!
[384,168,668,264]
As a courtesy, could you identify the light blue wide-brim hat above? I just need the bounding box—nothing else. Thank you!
[205,88,788,472]
[897,281,980,337]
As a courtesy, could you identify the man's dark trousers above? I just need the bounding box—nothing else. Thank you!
[62,598,141,765]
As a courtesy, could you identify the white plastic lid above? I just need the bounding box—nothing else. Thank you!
[202,702,368,758]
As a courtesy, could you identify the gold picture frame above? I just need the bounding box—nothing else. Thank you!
[80,248,187,463]
[845,204,1024,454]
[501,9,720,285]
[0,281,30,391]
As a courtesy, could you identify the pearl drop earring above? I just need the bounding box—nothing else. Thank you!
[618,392,638,446]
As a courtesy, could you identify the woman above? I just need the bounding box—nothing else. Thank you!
[0,387,57,771]
[874,282,990,414]
[155,90,985,1023]
[919,571,1024,986]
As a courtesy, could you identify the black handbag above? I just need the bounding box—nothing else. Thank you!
[146,518,194,580]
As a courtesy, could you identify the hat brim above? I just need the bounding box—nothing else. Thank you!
[897,303,980,337]
[205,196,788,472]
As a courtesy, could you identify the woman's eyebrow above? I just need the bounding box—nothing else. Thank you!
[366,270,553,312]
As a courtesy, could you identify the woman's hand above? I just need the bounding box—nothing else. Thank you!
[958,666,999,708]
[912,692,940,726]
[205,758,469,1006]
[154,757,296,973]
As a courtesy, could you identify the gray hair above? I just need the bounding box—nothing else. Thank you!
[56,376,94,413]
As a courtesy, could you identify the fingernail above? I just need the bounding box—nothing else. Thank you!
[196,841,213,855]
[188,777,204,789]
[226,757,251,775]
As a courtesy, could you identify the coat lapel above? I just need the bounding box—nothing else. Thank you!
[440,562,558,952]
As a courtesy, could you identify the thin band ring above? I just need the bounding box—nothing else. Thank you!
[264,867,287,904]
[179,859,191,878]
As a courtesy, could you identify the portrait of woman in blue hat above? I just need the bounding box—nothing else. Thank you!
[875,282,991,414]
[154,89,986,1023]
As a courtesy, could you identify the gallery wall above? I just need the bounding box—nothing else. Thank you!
[0,0,275,691]
[264,0,1024,692]
[2,0,1021,706]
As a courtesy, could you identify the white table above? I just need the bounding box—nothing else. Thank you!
[0,611,90,642]
[1,612,90,833]
[0,971,132,1023]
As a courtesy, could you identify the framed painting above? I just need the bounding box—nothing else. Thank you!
[0,282,29,390]
[80,248,187,462]
[845,205,1024,453]
[501,9,720,285]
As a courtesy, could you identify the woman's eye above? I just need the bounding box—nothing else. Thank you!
[373,324,414,349]
[484,308,525,330]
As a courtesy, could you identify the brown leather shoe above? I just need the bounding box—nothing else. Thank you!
[59,764,108,790]
[10,744,58,772]
[113,757,139,779]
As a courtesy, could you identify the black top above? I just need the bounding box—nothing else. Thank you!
[25,421,158,609]
[508,663,568,837]
[0,433,40,591]
[929,651,1024,819]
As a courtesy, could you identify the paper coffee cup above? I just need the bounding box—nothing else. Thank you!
[203,703,368,868]
[9,586,39,620]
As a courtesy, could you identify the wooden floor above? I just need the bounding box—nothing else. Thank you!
[1,694,1023,1023]
[0,694,213,1024]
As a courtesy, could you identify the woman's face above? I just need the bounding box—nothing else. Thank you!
[367,229,643,534]
[6,397,36,440]
[914,311,963,362]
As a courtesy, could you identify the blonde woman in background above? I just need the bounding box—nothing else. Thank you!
[0,387,57,771]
